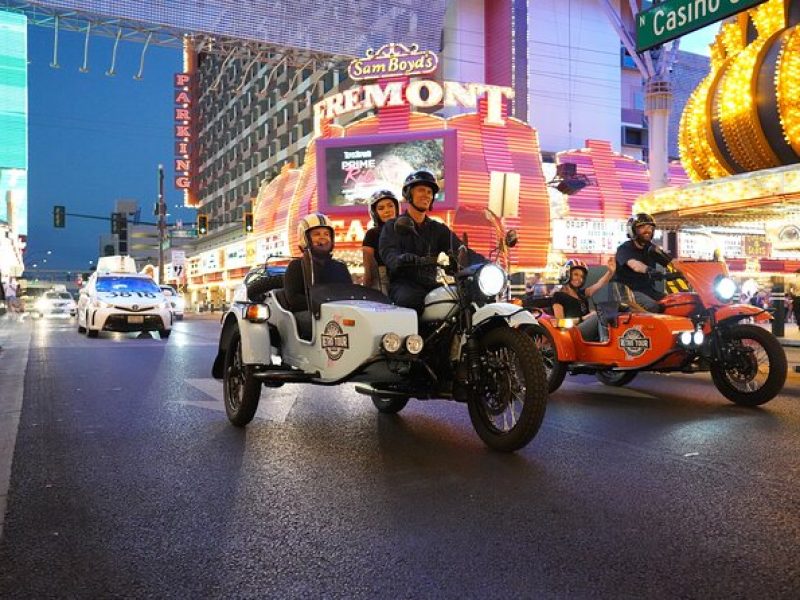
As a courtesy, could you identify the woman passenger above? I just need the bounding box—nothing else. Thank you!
[361,189,399,294]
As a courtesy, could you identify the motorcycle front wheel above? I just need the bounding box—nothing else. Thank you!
[710,324,787,406]
[224,328,262,426]
[467,327,548,452]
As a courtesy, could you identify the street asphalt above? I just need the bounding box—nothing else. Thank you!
[0,314,798,599]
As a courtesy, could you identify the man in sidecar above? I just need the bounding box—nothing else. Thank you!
[283,213,353,338]
[379,169,483,314]
[612,212,673,312]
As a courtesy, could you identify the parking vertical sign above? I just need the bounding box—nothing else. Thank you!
[171,250,186,280]
[636,0,768,52]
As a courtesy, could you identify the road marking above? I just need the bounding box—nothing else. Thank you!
[181,378,298,423]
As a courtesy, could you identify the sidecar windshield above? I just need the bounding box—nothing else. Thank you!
[309,283,392,318]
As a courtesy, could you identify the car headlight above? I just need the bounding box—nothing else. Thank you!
[714,276,737,302]
[477,264,507,297]
[92,298,112,308]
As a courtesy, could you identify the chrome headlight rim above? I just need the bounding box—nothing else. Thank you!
[404,334,424,355]
[477,263,507,297]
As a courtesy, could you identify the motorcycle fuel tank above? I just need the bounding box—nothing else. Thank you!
[420,286,458,322]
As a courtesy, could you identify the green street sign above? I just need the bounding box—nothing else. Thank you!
[636,0,768,52]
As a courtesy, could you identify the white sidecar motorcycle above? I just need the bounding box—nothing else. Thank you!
[212,236,548,452]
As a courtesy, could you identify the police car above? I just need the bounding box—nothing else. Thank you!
[77,256,173,338]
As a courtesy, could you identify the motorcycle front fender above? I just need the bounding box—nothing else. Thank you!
[472,301,539,329]
[714,303,771,326]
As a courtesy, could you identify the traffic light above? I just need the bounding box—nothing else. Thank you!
[244,212,253,234]
[197,214,208,235]
[53,205,66,228]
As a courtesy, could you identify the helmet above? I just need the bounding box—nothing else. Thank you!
[559,259,588,285]
[297,213,334,250]
[626,213,657,239]
[401,170,440,203]
[369,189,399,225]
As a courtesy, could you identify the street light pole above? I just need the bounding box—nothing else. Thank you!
[157,164,165,284]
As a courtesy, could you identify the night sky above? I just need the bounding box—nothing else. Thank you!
[25,24,196,271]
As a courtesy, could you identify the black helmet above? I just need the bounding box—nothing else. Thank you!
[368,189,399,225]
[626,213,656,239]
[401,170,440,203]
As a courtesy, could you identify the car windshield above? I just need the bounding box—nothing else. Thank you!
[44,292,73,300]
[96,277,160,294]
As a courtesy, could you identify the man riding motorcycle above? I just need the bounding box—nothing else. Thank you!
[612,213,673,312]
[379,169,483,314]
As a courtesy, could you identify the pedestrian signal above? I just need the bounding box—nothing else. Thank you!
[53,205,66,228]
[198,214,208,235]
[244,212,253,233]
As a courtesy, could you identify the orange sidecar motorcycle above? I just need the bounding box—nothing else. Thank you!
[529,260,787,406]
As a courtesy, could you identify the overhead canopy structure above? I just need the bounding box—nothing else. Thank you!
[635,163,800,228]
[0,0,447,68]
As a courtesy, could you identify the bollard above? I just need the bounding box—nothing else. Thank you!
[771,280,785,338]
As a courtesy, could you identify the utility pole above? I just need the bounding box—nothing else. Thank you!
[157,164,166,284]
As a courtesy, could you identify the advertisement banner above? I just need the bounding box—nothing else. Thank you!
[551,219,627,254]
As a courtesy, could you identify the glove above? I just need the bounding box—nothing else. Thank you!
[397,253,419,266]
[646,267,665,281]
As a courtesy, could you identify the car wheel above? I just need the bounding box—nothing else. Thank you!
[86,329,99,338]
[159,329,171,339]
[77,318,86,333]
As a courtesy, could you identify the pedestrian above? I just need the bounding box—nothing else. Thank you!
[0,271,6,318]
[4,278,18,318]
[793,293,800,332]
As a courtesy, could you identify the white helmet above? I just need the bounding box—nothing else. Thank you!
[297,213,334,250]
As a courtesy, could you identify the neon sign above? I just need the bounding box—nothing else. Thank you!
[313,80,514,136]
[174,73,193,192]
[347,43,438,81]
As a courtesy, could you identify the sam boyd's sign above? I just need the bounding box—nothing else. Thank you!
[636,0,767,52]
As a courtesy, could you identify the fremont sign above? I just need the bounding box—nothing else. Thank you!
[636,0,768,52]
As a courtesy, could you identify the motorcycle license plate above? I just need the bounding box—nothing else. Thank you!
[128,316,144,324]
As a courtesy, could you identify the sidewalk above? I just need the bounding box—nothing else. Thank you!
[763,322,800,348]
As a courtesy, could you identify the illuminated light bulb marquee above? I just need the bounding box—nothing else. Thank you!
[678,0,800,181]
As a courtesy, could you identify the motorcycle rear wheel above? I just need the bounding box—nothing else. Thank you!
[595,370,638,387]
[224,328,262,426]
[710,323,787,406]
[467,327,548,452]
[371,396,410,414]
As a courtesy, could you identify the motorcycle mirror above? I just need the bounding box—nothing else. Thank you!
[395,214,416,236]
[505,229,518,248]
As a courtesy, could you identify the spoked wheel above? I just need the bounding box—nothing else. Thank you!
[224,328,262,426]
[467,327,548,452]
[528,325,567,393]
[371,395,410,414]
[710,324,787,406]
[595,370,638,387]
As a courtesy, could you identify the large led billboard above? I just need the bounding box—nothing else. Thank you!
[0,11,27,171]
[25,1,447,58]
[315,130,458,215]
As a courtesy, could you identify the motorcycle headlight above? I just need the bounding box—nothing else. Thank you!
[381,332,402,354]
[692,330,704,345]
[404,334,424,355]
[477,264,507,297]
[679,331,693,346]
[714,276,737,302]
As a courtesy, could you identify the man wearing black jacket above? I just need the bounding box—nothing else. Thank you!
[612,213,673,311]
[379,170,483,314]
[283,213,351,337]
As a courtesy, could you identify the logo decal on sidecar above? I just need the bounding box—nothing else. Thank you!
[321,320,349,361]
[618,327,651,357]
